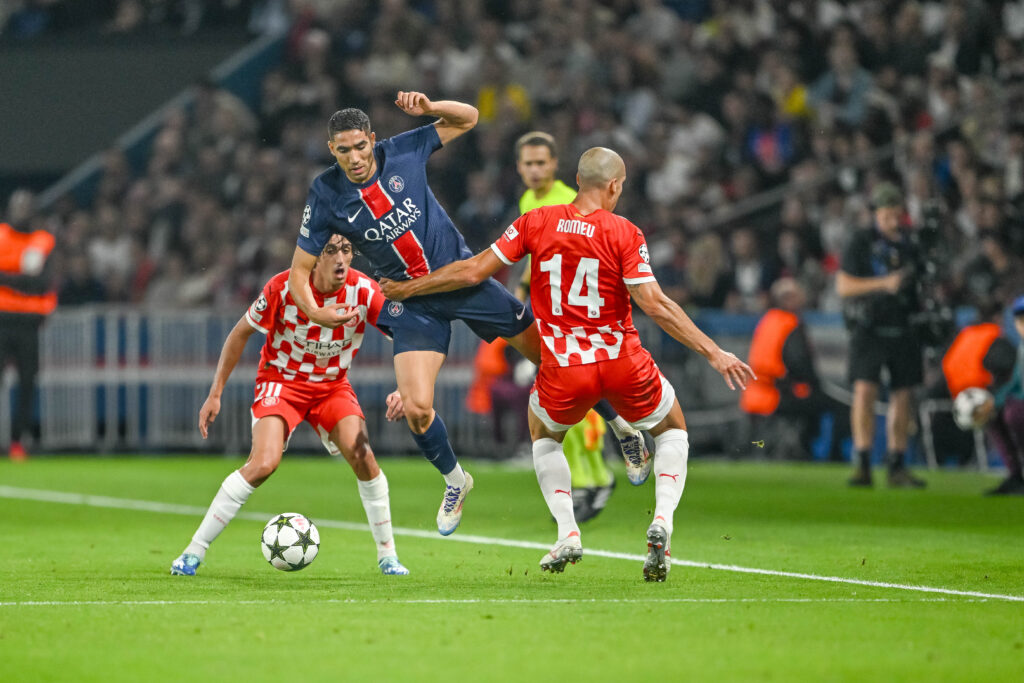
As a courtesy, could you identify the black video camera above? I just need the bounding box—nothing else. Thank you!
[903,202,954,348]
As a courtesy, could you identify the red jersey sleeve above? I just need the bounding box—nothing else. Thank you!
[245,274,284,334]
[490,213,530,265]
[620,221,656,285]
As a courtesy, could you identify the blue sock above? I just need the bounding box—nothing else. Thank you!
[593,399,619,422]
[411,414,458,475]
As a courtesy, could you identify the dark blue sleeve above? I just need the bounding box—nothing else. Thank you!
[387,125,442,163]
[296,185,334,256]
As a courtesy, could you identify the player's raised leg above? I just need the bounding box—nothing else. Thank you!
[394,349,472,535]
[528,396,582,572]
[171,416,284,576]
[328,415,409,575]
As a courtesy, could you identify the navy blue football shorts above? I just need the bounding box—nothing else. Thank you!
[376,277,534,355]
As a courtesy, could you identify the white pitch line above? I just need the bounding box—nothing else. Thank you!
[1,485,1022,603]
[0,597,1002,607]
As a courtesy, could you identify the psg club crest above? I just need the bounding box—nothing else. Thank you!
[388,175,405,193]
[388,301,404,317]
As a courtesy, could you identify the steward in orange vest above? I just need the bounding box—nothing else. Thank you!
[0,190,56,460]
[942,321,1001,398]
[740,278,849,459]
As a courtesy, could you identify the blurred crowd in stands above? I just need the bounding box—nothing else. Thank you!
[7,0,1024,318]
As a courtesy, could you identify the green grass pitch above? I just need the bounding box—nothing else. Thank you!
[1,455,1022,682]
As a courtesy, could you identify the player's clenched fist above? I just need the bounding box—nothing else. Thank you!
[378,278,411,301]
[395,91,433,117]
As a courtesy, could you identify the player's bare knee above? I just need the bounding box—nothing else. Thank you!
[242,450,281,486]
[404,403,434,433]
[346,446,380,479]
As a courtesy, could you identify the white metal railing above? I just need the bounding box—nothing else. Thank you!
[2,305,991,467]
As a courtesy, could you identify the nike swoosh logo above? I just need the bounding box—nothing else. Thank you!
[516,306,526,320]
[347,206,364,222]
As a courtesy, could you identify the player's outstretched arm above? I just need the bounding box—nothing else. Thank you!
[287,245,358,329]
[199,316,256,438]
[395,91,478,146]
[379,249,503,301]
[628,280,756,391]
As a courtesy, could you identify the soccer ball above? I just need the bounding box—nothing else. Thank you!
[261,513,320,571]
[952,387,993,431]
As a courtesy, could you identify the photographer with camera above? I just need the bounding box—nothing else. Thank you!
[837,182,927,488]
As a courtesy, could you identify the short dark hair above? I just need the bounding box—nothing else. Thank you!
[328,109,371,138]
[514,131,557,160]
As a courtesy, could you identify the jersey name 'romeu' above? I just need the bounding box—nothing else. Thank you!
[491,204,656,368]
[297,125,473,281]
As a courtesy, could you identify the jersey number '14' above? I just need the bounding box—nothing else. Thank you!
[538,254,605,318]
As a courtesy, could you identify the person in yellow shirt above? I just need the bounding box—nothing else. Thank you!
[512,131,615,521]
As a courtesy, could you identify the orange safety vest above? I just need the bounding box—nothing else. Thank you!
[942,323,1001,397]
[740,308,800,416]
[466,338,510,414]
[0,222,56,316]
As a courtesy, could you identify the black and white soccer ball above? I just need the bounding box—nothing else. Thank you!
[261,513,320,571]
[952,387,993,431]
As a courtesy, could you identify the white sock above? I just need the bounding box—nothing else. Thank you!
[606,416,632,438]
[652,429,689,537]
[185,470,255,559]
[442,463,466,489]
[532,438,578,540]
[357,472,397,560]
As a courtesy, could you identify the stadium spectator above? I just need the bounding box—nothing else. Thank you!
[170,234,411,577]
[837,181,926,488]
[741,277,850,461]
[379,147,754,582]
[0,189,55,460]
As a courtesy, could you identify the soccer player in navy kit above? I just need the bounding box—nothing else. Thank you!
[287,92,647,536]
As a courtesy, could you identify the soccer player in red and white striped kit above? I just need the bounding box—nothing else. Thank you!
[382,148,754,581]
[171,234,410,576]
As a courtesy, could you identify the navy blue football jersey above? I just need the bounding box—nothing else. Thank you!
[297,125,473,280]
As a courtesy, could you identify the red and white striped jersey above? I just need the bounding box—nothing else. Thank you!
[245,268,385,383]
[491,204,656,367]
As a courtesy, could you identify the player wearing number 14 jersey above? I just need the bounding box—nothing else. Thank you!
[380,147,754,581]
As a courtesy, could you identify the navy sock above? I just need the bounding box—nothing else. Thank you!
[411,414,458,475]
[592,399,619,422]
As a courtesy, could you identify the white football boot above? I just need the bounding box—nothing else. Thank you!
[436,471,474,536]
[539,531,583,573]
[618,425,652,485]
